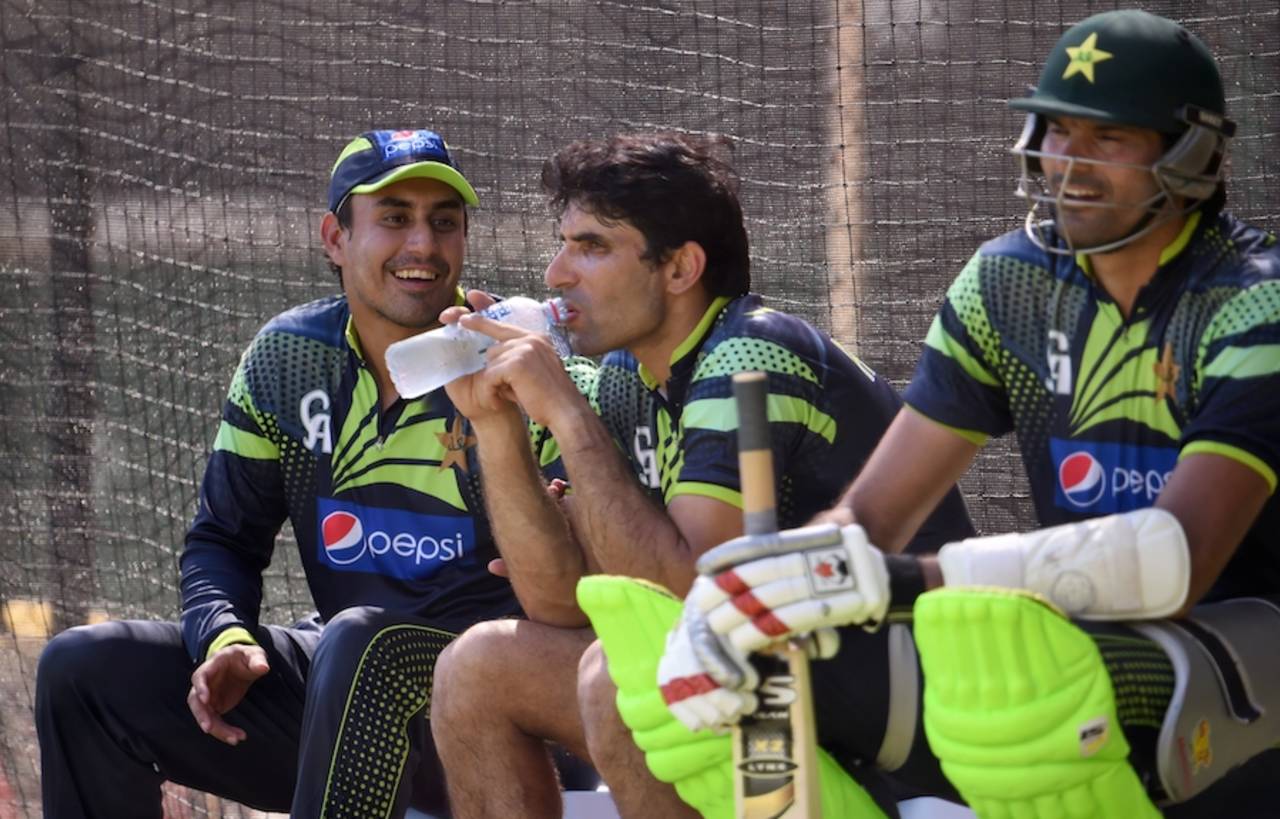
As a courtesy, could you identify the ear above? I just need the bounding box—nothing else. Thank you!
[320,211,347,269]
[665,241,707,296]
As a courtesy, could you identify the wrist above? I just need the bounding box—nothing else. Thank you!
[468,405,527,439]
[812,503,855,529]
[206,626,257,661]
[547,401,610,454]
[884,554,931,612]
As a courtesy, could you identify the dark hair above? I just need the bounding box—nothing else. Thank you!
[541,132,750,297]
[326,197,354,284]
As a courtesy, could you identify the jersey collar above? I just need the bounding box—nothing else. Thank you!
[637,295,733,392]
[1075,210,1202,277]
[344,315,366,362]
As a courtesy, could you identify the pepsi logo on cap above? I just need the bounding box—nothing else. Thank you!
[382,130,444,159]
[1059,451,1105,507]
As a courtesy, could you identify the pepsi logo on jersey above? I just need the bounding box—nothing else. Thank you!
[1050,439,1177,513]
[317,497,474,580]
[1058,451,1106,507]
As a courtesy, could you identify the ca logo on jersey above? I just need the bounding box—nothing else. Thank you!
[633,426,660,489]
[301,389,333,454]
[1046,330,1073,395]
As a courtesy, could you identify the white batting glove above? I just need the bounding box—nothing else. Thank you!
[657,607,757,733]
[690,523,891,657]
[657,603,843,733]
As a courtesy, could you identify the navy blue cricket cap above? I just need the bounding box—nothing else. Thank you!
[327,129,479,213]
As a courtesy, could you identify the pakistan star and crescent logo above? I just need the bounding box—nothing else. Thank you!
[1153,342,1181,404]
[1192,719,1213,772]
[1062,32,1113,83]
[436,415,476,473]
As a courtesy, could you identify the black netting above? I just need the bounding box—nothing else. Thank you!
[1,1,1276,814]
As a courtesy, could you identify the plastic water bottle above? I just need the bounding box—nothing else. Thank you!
[386,296,571,399]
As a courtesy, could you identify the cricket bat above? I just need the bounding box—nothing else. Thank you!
[731,371,820,818]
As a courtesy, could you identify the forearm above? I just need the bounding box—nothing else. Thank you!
[840,408,979,553]
[846,478,949,554]
[1155,452,1269,613]
[183,449,284,662]
[473,409,589,626]
[814,470,947,554]
[180,542,265,663]
[552,406,696,595]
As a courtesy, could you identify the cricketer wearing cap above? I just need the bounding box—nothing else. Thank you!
[584,11,1280,819]
[424,132,975,818]
[35,129,567,818]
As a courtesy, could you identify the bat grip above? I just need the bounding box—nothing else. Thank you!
[732,372,777,536]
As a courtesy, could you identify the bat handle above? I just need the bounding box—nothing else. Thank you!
[733,372,777,536]
[731,372,821,819]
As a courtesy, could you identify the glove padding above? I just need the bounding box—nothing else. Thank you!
[577,575,736,818]
[690,522,892,658]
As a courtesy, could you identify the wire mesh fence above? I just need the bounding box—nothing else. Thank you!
[1,0,1276,814]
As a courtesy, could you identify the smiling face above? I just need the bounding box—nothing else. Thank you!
[1038,116,1173,250]
[323,177,466,343]
[543,201,669,358]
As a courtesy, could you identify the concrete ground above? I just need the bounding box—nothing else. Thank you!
[407,792,977,818]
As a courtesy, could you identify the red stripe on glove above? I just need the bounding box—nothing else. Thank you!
[715,570,750,596]
[660,673,720,705]
[717,570,789,638]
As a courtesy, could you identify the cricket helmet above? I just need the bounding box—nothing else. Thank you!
[1009,10,1235,254]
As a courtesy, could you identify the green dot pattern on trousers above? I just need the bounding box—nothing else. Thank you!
[1092,631,1175,731]
[321,624,453,819]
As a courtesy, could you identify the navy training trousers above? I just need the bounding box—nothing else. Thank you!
[36,606,455,819]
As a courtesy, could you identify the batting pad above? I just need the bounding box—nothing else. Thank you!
[915,587,1160,819]
[577,575,887,819]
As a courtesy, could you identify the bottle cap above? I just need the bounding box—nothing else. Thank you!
[546,297,567,326]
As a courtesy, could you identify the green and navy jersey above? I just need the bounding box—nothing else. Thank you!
[905,210,1280,598]
[180,294,551,662]
[589,293,974,546]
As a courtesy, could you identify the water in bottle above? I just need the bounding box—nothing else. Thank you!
[386,296,571,399]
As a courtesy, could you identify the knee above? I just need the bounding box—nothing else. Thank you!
[317,605,385,647]
[36,623,130,715]
[576,641,613,720]
[311,605,407,670]
[314,607,461,698]
[431,620,520,723]
[576,641,626,756]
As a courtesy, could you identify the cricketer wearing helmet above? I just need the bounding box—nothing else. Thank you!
[582,10,1280,819]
